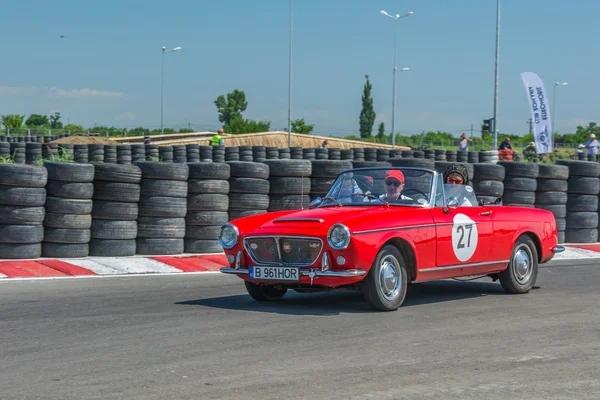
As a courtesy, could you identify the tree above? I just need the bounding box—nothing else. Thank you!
[359,75,376,138]
[215,89,248,126]
[1,114,25,130]
[49,112,63,129]
[377,122,386,139]
[25,114,49,127]
[63,123,86,132]
[291,118,314,134]
[224,116,270,134]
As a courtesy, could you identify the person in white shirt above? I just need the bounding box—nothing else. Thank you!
[585,134,600,155]
[378,170,413,202]
[458,133,473,151]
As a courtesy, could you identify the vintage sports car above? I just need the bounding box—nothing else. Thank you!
[219,166,564,311]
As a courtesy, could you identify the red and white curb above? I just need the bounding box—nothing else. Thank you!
[0,254,227,280]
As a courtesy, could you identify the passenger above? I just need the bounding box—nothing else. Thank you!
[443,164,473,206]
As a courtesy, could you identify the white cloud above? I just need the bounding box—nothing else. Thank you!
[0,85,35,96]
[47,87,125,99]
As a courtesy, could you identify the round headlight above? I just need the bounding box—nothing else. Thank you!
[219,224,239,249]
[328,224,351,250]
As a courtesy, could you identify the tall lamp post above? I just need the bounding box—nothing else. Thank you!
[492,0,501,149]
[287,0,294,147]
[552,82,568,134]
[380,9,414,149]
[161,45,182,135]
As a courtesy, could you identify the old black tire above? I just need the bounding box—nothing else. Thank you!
[361,244,408,311]
[244,281,288,302]
[499,235,538,294]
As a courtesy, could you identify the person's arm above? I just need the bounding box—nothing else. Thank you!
[467,137,473,143]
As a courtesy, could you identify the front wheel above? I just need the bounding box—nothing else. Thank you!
[499,235,538,294]
[362,245,408,311]
[244,281,287,301]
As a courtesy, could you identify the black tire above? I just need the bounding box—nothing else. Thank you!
[308,160,352,178]
[228,209,267,220]
[556,160,600,177]
[538,164,569,180]
[90,163,142,183]
[556,218,566,231]
[42,242,89,258]
[534,204,567,218]
[0,205,45,225]
[139,196,187,217]
[566,212,599,229]
[91,220,138,240]
[388,158,435,169]
[92,181,140,203]
[185,211,229,226]
[187,194,229,211]
[44,213,91,229]
[472,163,505,181]
[89,239,136,256]
[45,197,93,215]
[361,244,408,311]
[263,160,313,177]
[244,281,287,302]
[0,224,44,244]
[499,234,538,294]
[228,193,270,210]
[46,180,94,200]
[502,177,537,191]
[188,162,231,180]
[268,177,311,194]
[227,177,269,194]
[0,243,42,259]
[268,195,310,211]
[309,177,337,194]
[137,217,186,238]
[43,228,91,244]
[0,164,47,187]
[472,180,504,197]
[567,194,599,212]
[536,179,568,192]
[44,161,95,183]
[497,162,539,178]
[227,161,269,179]
[136,238,184,255]
[185,225,222,240]
[184,239,223,253]
[140,179,188,197]
[352,161,391,168]
[92,201,138,220]
[567,176,600,195]
[565,228,598,243]
[533,191,567,205]
[187,179,229,195]
[133,161,189,181]
[502,190,535,205]
[0,185,46,206]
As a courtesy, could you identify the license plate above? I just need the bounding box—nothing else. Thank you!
[249,266,300,281]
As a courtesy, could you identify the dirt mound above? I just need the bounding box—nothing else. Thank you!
[52,136,117,145]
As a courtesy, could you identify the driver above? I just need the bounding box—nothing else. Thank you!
[379,170,413,202]
[443,164,473,206]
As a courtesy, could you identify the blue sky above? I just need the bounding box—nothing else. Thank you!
[1,0,598,137]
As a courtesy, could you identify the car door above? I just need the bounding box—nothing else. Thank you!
[429,177,494,267]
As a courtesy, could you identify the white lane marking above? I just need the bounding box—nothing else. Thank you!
[0,270,223,282]
[552,247,600,260]
[62,257,181,274]
[0,273,7,279]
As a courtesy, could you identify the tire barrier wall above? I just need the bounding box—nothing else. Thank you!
[534,164,569,244]
[227,161,270,221]
[264,160,313,212]
[497,162,538,208]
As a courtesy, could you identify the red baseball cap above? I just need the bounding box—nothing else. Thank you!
[385,170,405,183]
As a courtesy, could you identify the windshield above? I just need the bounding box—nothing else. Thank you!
[320,167,434,207]
[443,183,479,207]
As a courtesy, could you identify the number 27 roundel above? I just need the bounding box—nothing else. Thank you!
[451,213,479,262]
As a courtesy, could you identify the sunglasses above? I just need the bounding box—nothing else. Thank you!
[385,179,403,187]
[447,177,463,184]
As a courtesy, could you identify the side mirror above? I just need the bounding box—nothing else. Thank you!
[443,197,459,213]
[309,197,322,209]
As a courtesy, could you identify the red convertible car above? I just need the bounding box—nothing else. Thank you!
[219,166,564,311]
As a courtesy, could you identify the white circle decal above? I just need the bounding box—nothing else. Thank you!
[452,213,479,262]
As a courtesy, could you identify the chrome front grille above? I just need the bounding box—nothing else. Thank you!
[244,236,323,266]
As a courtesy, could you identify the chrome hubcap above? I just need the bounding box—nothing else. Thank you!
[379,255,401,301]
[513,244,533,284]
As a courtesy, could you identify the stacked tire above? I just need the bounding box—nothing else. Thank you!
[0,142,10,159]
[341,149,354,161]
[557,160,600,243]
[10,143,26,164]
[290,147,303,160]
[264,160,312,211]
[310,160,353,201]
[376,149,390,162]
[131,144,146,163]
[457,151,468,163]
[471,163,505,204]
[353,148,365,161]
[104,145,117,164]
[315,147,328,160]
[253,146,266,162]
[434,150,447,161]
[534,164,569,244]
[227,162,270,221]
[364,148,377,162]
[266,147,279,160]
[145,144,159,161]
[42,162,95,258]
[159,146,173,163]
[446,150,458,162]
[239,146,253,162]
[497,162,538,207]
[468,151,479,163]
[479,150,499,163]
[117,145,132,165]
[225,146,239,162]
[303,148,316,160]
[173,145,188,163]
[89,144,104,162]
[26,143,42,165]
[185,163,230,253]
[187,144,201,163]
[74,144,89,163]
[89,163,141,256]
[213,145,226,163]
[0,164,47,259]
[135,162,189,255]
[42,143,58,160]
[278,147,291,160]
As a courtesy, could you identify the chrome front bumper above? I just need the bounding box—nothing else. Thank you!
[220,267,367,278]
[553,246,565,253]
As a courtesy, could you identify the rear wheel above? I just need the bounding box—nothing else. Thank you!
[244,281,287,301]
[362,245,408,311]
[499,235,538,294]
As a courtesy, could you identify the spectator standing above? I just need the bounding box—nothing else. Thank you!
[585,134,600,159]
[211,128,224,146]
[457,133,473,151]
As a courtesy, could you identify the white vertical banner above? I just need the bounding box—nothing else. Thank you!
[520,72,553,153]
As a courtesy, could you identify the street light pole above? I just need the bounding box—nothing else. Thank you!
[161,46,182,136]
[380,10,413,149]
[492,0,501,149]
[287,0,294,147]
[552,82,568,134]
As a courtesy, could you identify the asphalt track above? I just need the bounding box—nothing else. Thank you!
[2,260,600,400]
